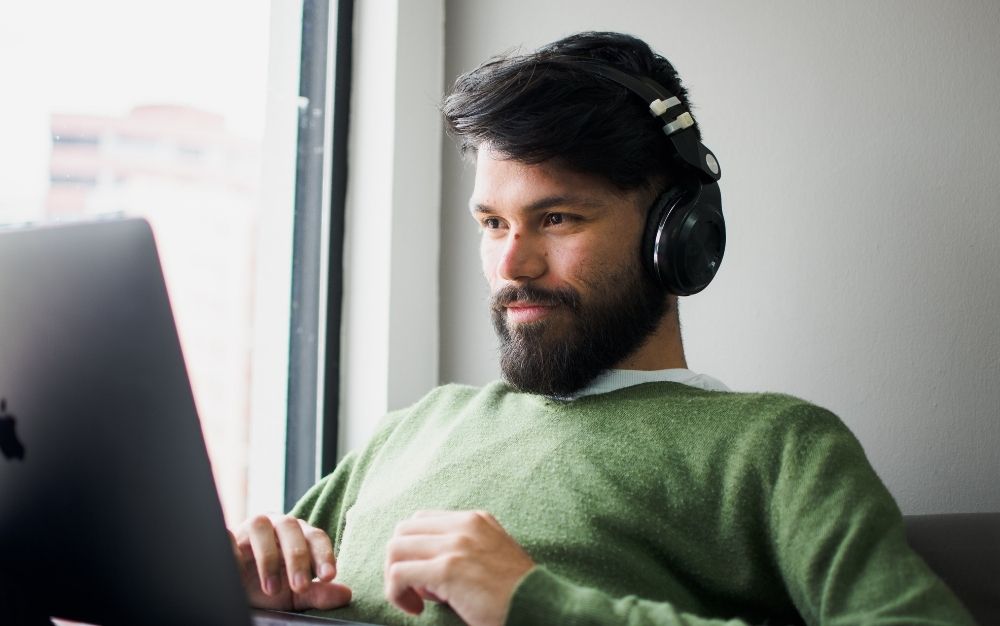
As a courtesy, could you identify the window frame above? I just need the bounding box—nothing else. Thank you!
[283,0,354,510]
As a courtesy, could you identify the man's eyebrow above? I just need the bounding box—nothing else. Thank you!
[469,195,604,214]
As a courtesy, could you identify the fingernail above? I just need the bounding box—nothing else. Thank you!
[320,563,335,579]
[265,575,280,595]
[294,571,309,590]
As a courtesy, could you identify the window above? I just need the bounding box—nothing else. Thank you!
[0,1,319,523]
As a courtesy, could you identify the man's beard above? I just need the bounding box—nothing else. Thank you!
[491,259,668,397]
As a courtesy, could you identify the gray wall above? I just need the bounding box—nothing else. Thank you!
[438,0,1000,514]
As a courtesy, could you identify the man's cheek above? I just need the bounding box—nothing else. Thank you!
[480,245,500,282]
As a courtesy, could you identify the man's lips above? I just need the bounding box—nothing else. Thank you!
[505,302,556,324]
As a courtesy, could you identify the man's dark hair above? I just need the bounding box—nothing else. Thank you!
[442,31,701,191]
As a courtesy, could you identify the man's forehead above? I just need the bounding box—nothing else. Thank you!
[469,150,644,214]
[468,194,605,215]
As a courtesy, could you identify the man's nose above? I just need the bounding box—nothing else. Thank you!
[496,230,546,282]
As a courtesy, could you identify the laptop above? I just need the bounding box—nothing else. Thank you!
[0,217,376,626]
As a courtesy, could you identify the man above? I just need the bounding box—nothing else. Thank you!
[231,32,974,625]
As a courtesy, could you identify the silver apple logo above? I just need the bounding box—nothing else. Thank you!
[0,398,26,461]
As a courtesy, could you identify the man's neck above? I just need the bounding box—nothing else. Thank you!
[613,306,687,371]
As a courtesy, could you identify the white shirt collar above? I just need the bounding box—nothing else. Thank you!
[560,368,730,400]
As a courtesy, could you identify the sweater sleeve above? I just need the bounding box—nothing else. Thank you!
[765,403,976,625]
[289,408,410,550]
[507,566,753,626]
[290,448,361,549]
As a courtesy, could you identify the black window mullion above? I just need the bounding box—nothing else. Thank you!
[320,0,354,479]
[284,0,332,511]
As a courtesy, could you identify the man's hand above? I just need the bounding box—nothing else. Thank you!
[384,510,536,626]
[230,514,352,611]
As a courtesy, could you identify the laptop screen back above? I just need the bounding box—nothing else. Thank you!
[0,218,252,626]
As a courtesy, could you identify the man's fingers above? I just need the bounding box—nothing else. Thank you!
[475,510,504,532]
[292,580,353,612]
[273,515,317,593]
[385,560,436,615]
[384,519,472,614]
[232,514,347,613]
[298,518,337,581]
[385,534,460,568]
[245,515,284,596]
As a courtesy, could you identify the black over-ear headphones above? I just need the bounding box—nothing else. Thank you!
[549,57,726,295]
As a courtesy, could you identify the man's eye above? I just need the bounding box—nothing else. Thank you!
[482,217,502,229]
[544,213,566,226]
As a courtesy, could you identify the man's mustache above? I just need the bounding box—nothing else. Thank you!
[490,284,580,313]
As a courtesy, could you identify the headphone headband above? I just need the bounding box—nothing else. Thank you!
[546,56,722,184]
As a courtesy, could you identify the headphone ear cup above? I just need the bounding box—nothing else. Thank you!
[642,186,683,283]
[643,180,726,295]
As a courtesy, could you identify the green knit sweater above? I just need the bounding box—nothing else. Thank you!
[291,382,974,625]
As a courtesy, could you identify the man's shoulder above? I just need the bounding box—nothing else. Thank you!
[607,383,851,441]
[611,381,830,415]
[697,390,863,466]
[413,380,511,406]
[620,386,868,485]
[403,380,545,420]
[707,388,835,420]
